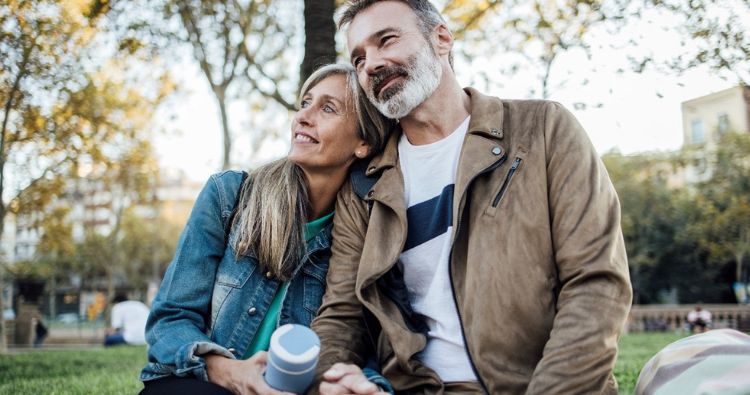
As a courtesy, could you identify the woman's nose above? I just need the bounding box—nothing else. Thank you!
[294,106,314,126]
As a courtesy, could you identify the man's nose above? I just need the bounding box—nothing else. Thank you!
[363,50,387,75]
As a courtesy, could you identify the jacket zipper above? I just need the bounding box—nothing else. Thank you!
[491,157,522,207]
[447,154,506,394]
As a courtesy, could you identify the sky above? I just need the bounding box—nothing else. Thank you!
[153,7,739,184]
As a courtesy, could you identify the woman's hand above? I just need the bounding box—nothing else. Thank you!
[320,363,390,395]
[205,352,292,395]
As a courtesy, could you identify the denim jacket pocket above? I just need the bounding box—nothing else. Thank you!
[215,242,255,288]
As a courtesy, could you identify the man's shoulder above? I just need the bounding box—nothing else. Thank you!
[465,87,571,126]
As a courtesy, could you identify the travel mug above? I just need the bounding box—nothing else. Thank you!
[264,323,320,394]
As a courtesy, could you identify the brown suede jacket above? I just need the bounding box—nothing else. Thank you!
[311,88,632,394]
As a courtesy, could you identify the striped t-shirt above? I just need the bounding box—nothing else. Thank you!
[397,116,477,382]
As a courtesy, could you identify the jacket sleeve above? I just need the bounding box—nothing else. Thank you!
[526,102,632,394]
[143,175,236,381]
[309,182,375,393]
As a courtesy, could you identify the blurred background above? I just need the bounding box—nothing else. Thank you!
[1,0,748,349]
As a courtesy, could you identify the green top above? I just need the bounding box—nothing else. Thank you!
[243,211,334,359]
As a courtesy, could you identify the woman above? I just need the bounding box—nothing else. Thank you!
[139,64,391,395]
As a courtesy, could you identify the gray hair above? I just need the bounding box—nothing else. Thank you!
[338,0,453,68]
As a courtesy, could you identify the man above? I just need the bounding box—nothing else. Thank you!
[104,294,149,346]
[687,305,712,333]
[312,1,632,394]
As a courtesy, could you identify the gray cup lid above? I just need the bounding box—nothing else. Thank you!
[269,324,320,370]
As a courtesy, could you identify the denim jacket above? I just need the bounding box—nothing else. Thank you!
[140,171,333,382]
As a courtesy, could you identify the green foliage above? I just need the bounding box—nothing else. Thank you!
[605,132,750,304]
[117,206,182,292]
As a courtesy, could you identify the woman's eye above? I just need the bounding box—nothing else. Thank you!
[300,99,310,108]
[323,105,336,113]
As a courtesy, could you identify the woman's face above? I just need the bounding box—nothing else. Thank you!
[288,74,369,172]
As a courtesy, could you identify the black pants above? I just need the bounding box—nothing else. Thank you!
[140,376,233,395]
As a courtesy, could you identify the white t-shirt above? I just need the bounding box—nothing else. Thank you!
[111,300,150,345]
[397,116,477,382]
[688,309,712,323]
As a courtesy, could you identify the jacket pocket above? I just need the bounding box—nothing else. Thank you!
[491,156,523,208]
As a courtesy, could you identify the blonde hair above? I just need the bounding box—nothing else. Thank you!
[231,64,392,280]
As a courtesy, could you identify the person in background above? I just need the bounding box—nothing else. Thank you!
[139,63,392,395]
[687,305,712,333]
[104,294,149,346]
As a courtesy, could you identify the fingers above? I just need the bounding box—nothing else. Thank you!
[323,363,362,381]
[319,381,354,395]
[321,363,380,395]
[337,373,379,394]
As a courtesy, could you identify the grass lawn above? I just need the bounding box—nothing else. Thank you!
[0,332,688,394]
[0,346,147,395]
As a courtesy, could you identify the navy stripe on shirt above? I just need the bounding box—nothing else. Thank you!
[404,184,454,251]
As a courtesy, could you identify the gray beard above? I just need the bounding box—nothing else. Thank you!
[368,47,442,120]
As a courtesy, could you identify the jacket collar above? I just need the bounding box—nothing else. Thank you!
[363,87,506,174]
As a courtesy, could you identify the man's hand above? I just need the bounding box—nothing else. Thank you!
[205,352,293,395]
[319,363,389,395]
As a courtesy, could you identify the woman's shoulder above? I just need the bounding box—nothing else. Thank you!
[195,170,248,215]
[209,170,248,186]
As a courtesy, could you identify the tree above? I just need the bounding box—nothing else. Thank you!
[117,206,182,300]
[442,0,616,100]
[301,0,337,85]
[34,206,76,320]
[692,132,750,292]
[164,0,304,170]
[631,0,750,85]
[0,0,171,351]
[603,151,732,304]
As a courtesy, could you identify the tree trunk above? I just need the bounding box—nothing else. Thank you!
[216,92,232,170]
[48,276,57,320]
[300,0,336,88]
[0,268,5,352]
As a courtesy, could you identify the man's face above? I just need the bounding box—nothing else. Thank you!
[347,1,443,119]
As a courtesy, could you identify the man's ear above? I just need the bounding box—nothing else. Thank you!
[433,23,453,57]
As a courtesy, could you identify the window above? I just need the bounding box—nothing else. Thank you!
[691,119,705,144]
[717,113,729,135]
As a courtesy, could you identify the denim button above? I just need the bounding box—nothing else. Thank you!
[247,307,257,316]
[265,271,273,279]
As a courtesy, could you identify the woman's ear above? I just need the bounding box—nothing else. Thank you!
[354,141,371,159]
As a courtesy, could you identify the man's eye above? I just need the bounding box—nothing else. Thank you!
[353,57,364,68]
[381,35,395,45]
